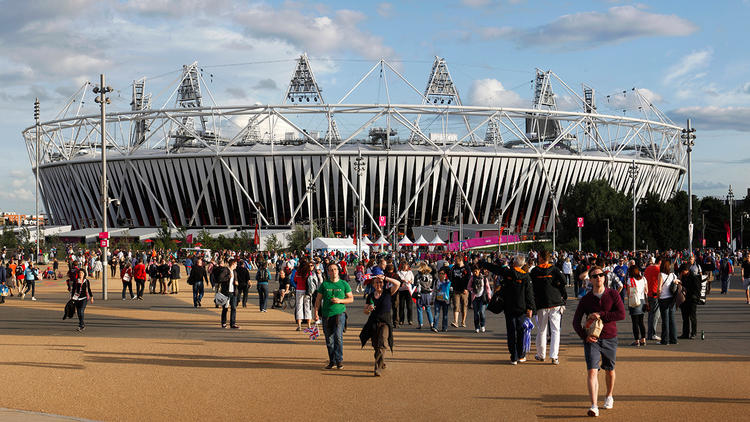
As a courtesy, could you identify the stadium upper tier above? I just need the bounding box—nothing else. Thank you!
[23,56,688,236]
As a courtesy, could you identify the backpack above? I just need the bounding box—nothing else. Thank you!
[258,269,269,283]
[5,267,12,279]
[15,266,24,277]
[471,276,483,293]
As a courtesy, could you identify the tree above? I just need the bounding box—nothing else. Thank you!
[265,234,283,251]
[155,221,174,250]
[557,180,629,251]
[286,223,321,252]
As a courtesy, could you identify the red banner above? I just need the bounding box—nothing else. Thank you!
[724,222,731,243]
[186,234,193,244]
[254,223,260,245]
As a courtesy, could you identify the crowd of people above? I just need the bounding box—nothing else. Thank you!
[1,244,748,416]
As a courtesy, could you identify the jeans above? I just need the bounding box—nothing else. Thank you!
[24,281,35,297]
[122,282,133,299]
[434,300,450,331]
[647,297,661,339]
[536,306,563,359]
[221,292,238,326]
[681,301,697,337]
[192,282,204,306]
[322,312,346,364]
[721,276,730,293]
[135,278,146,298]
[416,301,434,327]
[396,290,414,324]
[186,266,192,277]
[631,313,646,340]
[238,284,249,307]
[110,264,117,277]
[472,297,487,330]
[505,313,526,362]
[372,322,390,370]
[659,298,677,343]
[74,298,87,328]
[257,283,268,311]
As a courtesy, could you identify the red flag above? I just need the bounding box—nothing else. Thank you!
[724,222,731,243]
[254,222,260,245]
[186,234,193,244]
[353,228,357,245]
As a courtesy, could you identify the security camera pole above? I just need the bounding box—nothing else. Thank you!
[94,74,113,300]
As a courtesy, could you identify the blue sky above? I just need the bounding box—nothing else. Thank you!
[1,0,749,213]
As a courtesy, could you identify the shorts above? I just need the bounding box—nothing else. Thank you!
[743,278,750,290]
[584,336,617,371]
[451,290,469,311]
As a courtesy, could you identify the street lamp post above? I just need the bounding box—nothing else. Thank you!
[681,120,696,255]
[254,201,263,251]
[34,99,40,263]
[628,160,639,253]
[741,212,748,250]
[93,75,113,300]
[458,195,463,252]
[307,179,316,256]
[353,156,366,260]
[701,210,709,249]
[550,186,557,253]
[727,186,735,251]
[604,218,610,252]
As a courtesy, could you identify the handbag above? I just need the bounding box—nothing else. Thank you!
[122,272,131,282]
[627,278,641,308]
[214,291,229,307]
[672,283,687,307]
[487,289,504,314]
[0,284,8,297]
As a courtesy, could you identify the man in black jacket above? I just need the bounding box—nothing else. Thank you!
[679,263,701,339]
[236,259,251,308]
[501,254,536,365]
[187,257,209,307]
[530,250,567,364]
[449,253,471,328]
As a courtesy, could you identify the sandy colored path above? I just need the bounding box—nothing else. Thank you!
[1,268,749,421]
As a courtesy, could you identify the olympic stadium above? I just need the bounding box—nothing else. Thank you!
[23,55,688,241]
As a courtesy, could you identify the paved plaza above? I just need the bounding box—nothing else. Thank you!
[1,269,749,421]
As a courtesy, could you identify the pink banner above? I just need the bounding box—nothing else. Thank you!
[447,235,521,251]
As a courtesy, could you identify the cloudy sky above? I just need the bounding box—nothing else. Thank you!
[1,0,748,213]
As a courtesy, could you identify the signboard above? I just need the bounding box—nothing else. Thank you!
[379,216,386,227]
[577,217,584,228]
[99,231,109,239]
[186,234,193,244]
[99,239,108,248]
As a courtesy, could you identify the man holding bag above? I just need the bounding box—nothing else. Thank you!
[573,265,625,417]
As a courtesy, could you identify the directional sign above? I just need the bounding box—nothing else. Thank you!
[100,239,109,248]
[99,231,109,239]
[379,216,386,227]
[577,217,584,228]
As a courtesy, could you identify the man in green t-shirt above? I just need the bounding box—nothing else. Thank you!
[314,262,354,369]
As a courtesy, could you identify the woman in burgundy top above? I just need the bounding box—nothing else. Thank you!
[572,266,625,417]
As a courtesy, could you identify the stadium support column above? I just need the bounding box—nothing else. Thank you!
[728,186,734,251]
[307,179,316,256]
[682,120,696,256]
[354,155,366,260]
[34,99,40,263]
[94,75,113,300]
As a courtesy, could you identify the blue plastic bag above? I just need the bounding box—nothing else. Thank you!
[522,317,535,354]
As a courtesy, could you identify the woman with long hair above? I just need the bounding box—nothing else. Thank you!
[626,265,647,346]
[658,259,680,345]
[294,258,313,331]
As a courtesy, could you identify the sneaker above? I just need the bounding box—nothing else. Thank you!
[551,358,559,365]
[518,357,527,363]
[21,293,25,300]
[534,355,544,362]
[335,362,343,370]
[31,297,37,301]
[652,335,662,341]
[230,325,240,329]
[324,362,334,370]
[587,405,599,417]
[450,322,458,328]
[510,360,518,365]
[603,396,613,410]
[221,324,227,329]
[122,298,127,301]
[430,327,439,333]
[460,323,466,328]
[76,326,85,332]
[475,328,480,333]
[296,326,301,331]
[480,326,485,333]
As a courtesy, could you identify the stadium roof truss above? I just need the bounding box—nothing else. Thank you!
[23,56,688,235]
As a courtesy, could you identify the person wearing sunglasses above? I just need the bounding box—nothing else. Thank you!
[572,266,625,417]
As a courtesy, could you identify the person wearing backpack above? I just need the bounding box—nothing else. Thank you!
[433,268,452,332]
[719,254,734,294]
[256,261,271,312]
[414,261,437,332]
[468,265,492,334]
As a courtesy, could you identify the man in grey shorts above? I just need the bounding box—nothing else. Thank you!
[573,265,625,417]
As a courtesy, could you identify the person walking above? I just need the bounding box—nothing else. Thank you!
[469,265,492,334]
[572,265,625,417]
[314,262,354,369]
[169,259,180,294]
[643,256,662,342]
[625,266,647,346]
[256,261,271,312]
[743,254,750,304]
[22,261,39,301]
[433,268,451,332]
[133,258,147,300]
[70,270,94,332]
[414,262,436,332]
[500,255,536,365]
[395,261,415,326]
[121,261,135,300]
[360,271,400,376]
[218,259,239,329]
[678,262,701,339]
[187,257,209,307]
[718,254,733,294]
[449,253,471,328]
[236,259,251,308]
[530,250,567,364]
[294,258,313,331]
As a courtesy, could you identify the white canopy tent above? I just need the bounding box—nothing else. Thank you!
[428,234,445,251]
[397,236,413,249]
[413,235,430,246]
[306,237,370,253]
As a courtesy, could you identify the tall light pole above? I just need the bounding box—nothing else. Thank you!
[628,160,639,252]
[550,186,557,253]
[307,178,316,256]
[458,195,463,252]
[254,201,263,251]
[727,185,735,251]
[604,218,610,252]
[353,155,366,260]
[34,99,40,263]
[94,75,112,300]
[681,120,696,255]
[701,210,708,249]
[741,212,748,250]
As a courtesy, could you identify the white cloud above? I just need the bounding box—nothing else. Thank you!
[664,49,712,84]
[480,6,697,48]
[669,106,750,132]
[376,2,393,17]
[461,0,493,6]
[469,79,527,107]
